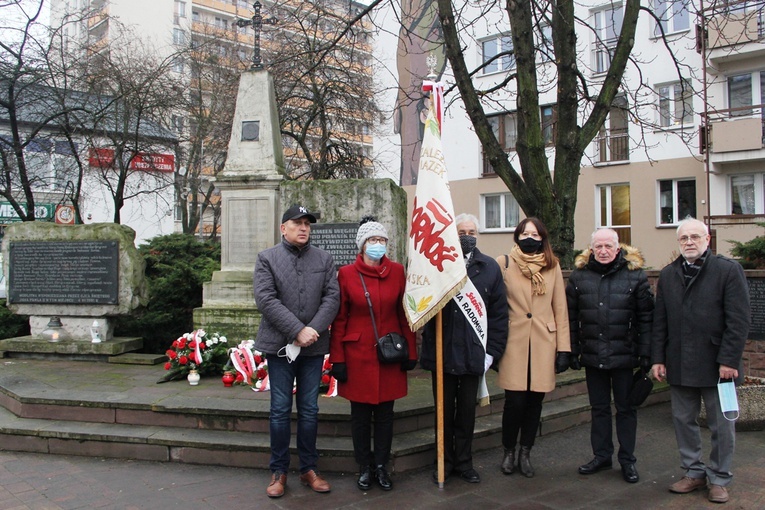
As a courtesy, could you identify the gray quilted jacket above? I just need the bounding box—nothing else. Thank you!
[252,238,340,356]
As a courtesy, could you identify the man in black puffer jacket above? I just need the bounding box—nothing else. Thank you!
[566,228,654,484]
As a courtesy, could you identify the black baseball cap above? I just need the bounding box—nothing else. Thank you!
[281,204,317,224]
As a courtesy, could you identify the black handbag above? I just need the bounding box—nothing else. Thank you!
[628,367,654,407]
[358,273,409,364]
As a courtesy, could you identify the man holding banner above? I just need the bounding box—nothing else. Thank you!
[421,213,508,483]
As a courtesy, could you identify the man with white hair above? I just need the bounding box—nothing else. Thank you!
[566,228,654,483]
[652,218,750,504]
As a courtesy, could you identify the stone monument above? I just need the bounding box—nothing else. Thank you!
[0,222,148,359]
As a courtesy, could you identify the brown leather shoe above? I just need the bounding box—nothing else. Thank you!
[299,469,331,493]
[669,476,707,494]
[708,484,730,503]
[266,472,287,498]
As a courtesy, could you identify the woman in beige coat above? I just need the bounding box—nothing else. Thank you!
[496,217,571,478]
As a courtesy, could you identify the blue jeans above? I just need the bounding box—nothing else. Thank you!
[266,353,324,475]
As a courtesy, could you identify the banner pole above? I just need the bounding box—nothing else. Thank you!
[436,309,445,489]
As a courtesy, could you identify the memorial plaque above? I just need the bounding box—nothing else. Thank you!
[8,240,119,304]
[748,278,765,340]
[310,223,358,270]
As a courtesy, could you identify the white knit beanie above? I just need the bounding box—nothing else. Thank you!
[356,221,388,251]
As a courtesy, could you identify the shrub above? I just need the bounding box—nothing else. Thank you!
[0,299,29,339]
[114,234,221,353]
[730,223,765,269]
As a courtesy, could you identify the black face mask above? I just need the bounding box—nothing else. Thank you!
[517,237,543,254]
[459,235,477,255]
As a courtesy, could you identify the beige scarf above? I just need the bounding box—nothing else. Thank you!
[509,244,547,295]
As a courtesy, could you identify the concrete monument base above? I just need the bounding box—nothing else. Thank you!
[0,336,143,361]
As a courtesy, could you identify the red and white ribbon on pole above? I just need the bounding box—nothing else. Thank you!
[422,80,444,131]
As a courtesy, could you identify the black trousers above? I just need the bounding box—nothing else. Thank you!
[585,366,637,465]
[431,372,480,473]
[350,400,395,467]
[502,390,545,449]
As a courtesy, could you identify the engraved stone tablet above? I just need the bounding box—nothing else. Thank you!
[310,223,358,270]
[8,240,119,304]
[241,120,260,141]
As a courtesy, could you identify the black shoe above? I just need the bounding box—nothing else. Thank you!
[375,465,392,491]
[621,463,639,483]
[501,448,515,475]
[357,466,372,491]
[578,457,613,475]
[518,446,535,478]
[457,468,481,483]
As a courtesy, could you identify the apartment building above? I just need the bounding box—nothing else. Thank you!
[48,0,375,241]
[374,0,765,267]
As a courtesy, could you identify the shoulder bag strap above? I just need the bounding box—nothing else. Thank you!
[358,272,381,340]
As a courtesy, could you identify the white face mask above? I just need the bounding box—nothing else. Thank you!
[278,341,301,363]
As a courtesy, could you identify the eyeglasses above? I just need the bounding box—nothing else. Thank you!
[678,234,704,244]
[367,237,387,245]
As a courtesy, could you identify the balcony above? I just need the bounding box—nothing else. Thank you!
[707,8,765,66]
[594,128,629,164]
[703,105,765,167]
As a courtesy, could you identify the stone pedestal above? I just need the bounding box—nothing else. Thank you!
[194,69,284,341]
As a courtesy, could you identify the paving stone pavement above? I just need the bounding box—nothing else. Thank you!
[0,402,763,510]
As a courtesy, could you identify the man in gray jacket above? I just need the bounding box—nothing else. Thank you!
[652,218,750,504]
[253,204,340,499]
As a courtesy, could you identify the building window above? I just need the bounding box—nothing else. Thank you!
[597,183,631,244]
[483,112,518,175]
[731,174,759,214]
[173,28,187,46]
[658,179,696,224]
[592,4,623,74]
[482,193,519,230]
[596,95,629,163]
[538,24,553,63]
[541,105,557,146]
[481,34,514,75]
[175,1,186,17]
[653,0,690,35]
[658,80,693,127]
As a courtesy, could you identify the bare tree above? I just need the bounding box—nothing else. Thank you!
[265,0,380,180]
[172,21,242,239]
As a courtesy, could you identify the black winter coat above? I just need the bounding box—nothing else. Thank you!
[651,251,750,386]
[566,246,654,370]
[421,248,508,376]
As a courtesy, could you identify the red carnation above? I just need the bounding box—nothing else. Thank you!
[235,373,244,383]
[199,342,206,350]
[188,340,197,349]
[254,355,262,364]
[164,362,171,370]
[166,350,177,359]
[321,374,330,385]
[179,355,189,365]
[257,368,267,380]
[177,338,187,349]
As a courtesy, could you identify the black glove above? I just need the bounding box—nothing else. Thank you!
[401,359,417,371]
[330,362,348,382]
[555,352,570,374]
[569,354,582,371]
[639,356,652,373]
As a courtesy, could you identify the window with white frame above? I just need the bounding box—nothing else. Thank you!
[596,183,631,244]
[658,178,696,224]
[173,28,186,45]
[727,71,765,117]
[730,174,763,214]
[658,79,693,127]
[175,1,186,18]
[482,193,519,230]
[592,4,623,74]
[596,95,629,162]
[481,34,514,75]
[653,0,690,36]
[538,24,554,63]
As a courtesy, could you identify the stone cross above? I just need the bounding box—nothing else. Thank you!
[235,1,278,70]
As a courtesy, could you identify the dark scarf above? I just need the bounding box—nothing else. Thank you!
[682,249,709,287]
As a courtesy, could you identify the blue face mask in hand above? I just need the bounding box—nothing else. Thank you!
[718,378,739,420]
[365,243,387,261]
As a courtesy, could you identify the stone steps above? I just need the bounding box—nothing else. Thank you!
[0,367,670,473]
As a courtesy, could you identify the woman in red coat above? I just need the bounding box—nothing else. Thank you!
[330,216,417,492]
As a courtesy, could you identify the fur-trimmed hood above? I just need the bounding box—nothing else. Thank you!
[574,244,646,270]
